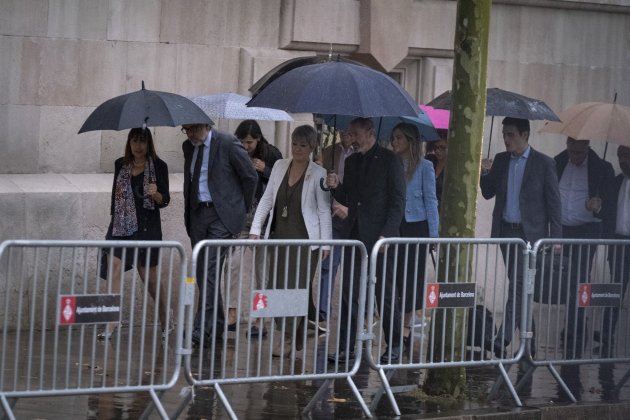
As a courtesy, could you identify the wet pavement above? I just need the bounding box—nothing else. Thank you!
[5,329,630,419]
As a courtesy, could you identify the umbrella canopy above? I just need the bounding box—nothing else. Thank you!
[419,105,450,129]
[188,92,293,121]
[78,81,212,133]
[247,61,420,118]
[428,87,560,121]
[318,113,438,141]
[249,55,366,98]
[540,102,630,147]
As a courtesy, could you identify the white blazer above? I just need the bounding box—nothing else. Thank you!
[250,158,332,250]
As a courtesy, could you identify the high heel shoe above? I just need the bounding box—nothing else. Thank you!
[97,324,118,340]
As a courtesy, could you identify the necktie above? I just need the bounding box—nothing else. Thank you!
[190,144,204,208]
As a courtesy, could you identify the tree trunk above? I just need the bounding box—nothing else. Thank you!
[423,0,491,397]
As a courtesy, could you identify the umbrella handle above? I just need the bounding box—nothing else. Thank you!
[320,177,331,191]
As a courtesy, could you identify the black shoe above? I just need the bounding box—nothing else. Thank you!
[328,350,355,364]
[227,323,237,332]
[246,325,267,338]
[484,340,506,358]
[380,346,401,364]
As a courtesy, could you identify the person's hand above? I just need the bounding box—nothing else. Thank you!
[586,196,602,213]
[248,234,260,240]
[147,183,158,196]
[252,158,266,173]
[326,172,339,189]
[552,244,562,254]
[322,249,330,259]
[332,202,348,219]
[481,159,493,174]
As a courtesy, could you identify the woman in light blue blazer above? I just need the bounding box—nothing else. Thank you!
[390,122,439,342]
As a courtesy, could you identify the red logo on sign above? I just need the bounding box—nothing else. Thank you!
[252,292,268,311]
[578,284,591,307]
[59,296,76,324]
[426,283,439,309]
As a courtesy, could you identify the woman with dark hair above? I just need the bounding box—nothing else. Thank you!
[99,127,171,340]
[390,122,439,343]
[225,120,283,336]
[425,129,448,210]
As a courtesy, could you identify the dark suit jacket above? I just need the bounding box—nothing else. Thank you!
[480,147,562,243]
[555,148,614,202]
[601,174,627,239]
[182,129,258,237]
[332,143,405,251]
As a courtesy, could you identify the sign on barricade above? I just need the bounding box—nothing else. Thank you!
[0,240,186,420]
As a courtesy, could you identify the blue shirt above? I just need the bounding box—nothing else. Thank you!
[190,132,213,202]
[503,145,530,223]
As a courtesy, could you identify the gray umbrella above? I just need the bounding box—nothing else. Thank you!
[189,92,293,121]
[78,81,212,133]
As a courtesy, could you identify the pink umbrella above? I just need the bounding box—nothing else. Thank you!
[420,105,450,129]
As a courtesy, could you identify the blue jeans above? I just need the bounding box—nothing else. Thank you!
[318,218,346,318]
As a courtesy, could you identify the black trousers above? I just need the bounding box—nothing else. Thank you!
[338,245,402,354]
[189,205,232,339]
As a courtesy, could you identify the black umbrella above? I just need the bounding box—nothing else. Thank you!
[78,81,212,133]
[249,55,366,98]
[247,61,420,117]
[428,87,560,157]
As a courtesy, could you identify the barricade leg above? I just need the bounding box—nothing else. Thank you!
[214,384,237,420]
[546,364,576,402]
[302,378,332,416]
[346,377,372,418]
[0,395,16,420]
[369,369,395,413]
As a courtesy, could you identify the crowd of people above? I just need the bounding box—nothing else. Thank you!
[99,114,630,363]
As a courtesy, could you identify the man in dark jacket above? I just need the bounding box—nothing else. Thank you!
[554,138,614,357]
[480,117,562,357]
[182,123,257,347]
[600,145,630,356]
[325,117,405,364]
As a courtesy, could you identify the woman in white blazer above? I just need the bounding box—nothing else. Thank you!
[249,125,332,356]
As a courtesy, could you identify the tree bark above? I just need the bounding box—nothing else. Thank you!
[424,0,491,397]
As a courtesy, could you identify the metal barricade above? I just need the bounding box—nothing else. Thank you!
[0,240,186,420]
[365,238,529,415]
[178,239,370,419]
[524,238,630,402]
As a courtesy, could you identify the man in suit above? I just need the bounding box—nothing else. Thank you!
[480,117,562,356]
[325,118,405,364]
[600,145,630,356]
[318,130,354,322]
[181,123,257,347]
[554,138,614,357]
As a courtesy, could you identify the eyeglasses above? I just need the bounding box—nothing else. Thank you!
[181,125,201,134]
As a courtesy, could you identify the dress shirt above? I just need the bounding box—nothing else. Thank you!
[190,132,212,202]
[616,177,630,235]
[503,145,530,223]
[559,158,598,226]
[337,146,353,183]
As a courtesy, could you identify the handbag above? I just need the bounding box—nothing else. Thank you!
[533,253,569,304]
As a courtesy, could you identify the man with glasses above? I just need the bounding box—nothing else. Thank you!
[554,137,614,358]
[181,123,257,347]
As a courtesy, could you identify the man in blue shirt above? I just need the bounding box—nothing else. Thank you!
[481,117,562,357]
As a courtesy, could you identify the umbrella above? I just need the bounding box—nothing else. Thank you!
[247,60,420,118]
[428,87,560,157]
[419,105,450,129]
[188,92,293,122]
[249,55,366,98]
[540,101,630,148]
[428,87,560,121]
[318,113,438,141]
[78,81,212,133]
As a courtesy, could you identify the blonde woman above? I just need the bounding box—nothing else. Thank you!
[249,125,332,357]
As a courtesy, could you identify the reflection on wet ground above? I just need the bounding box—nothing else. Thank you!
[7,330,630,419]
